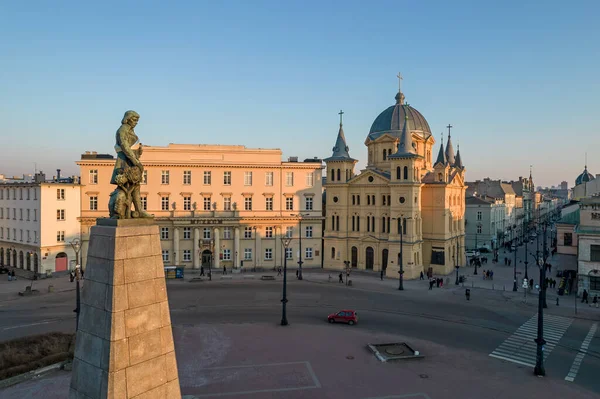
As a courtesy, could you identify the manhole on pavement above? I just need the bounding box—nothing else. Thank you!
[419,374,429,379]
[367,342,423,362]
[385,347,405,355]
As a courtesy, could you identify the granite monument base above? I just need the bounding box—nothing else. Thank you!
[69,218,181,398]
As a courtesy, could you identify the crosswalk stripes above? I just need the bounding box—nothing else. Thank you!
[489,314,573,368]
[565,323,598,382]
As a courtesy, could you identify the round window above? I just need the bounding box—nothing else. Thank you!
[368,176,374,182]
[399,197,406,204]
[333,196,339,203]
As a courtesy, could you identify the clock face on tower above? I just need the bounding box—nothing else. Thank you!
[399,197,406,204]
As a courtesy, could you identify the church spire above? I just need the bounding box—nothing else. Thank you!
[389,112,418,158]
[454,143,464,169]
[445,124,455,165]
[434,133,447,166]
[324,110,355,162]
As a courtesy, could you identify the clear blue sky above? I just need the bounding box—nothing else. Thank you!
[1,0,598,188]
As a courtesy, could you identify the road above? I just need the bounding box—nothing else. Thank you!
[2,274,600,396]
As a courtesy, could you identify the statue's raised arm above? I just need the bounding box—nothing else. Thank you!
[108,111,153,219]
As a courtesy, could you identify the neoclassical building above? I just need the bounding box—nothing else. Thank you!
[324,88,467,278]
[77,144,323,271]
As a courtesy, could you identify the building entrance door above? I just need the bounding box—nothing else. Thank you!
[55,252,68,272]
[351,246,358,268]
[382,249,388,271]
[202,250,212,269]
[366,247,374,270]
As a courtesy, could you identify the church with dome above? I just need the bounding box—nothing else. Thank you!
[573,161,599,200]
[323,85,467,278]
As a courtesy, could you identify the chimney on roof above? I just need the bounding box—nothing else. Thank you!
[57,169,61,180]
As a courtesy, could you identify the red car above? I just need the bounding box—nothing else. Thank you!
[327,310,358,325]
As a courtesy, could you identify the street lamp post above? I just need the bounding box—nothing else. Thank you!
[280,237,292,326]
[252,226,257,272]
[455,239,460,285]
[293,213,309,280]
[534,222,549,376]
[69,238,82,330]
[398,218,404,290]
[513,228,518,291]
[524,232,529,281]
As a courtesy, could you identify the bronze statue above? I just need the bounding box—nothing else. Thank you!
[109,111,153,219]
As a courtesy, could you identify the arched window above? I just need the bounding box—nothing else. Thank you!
[438,173,443,182]
[331,215,335,230]
[351,216,355,231]
[357,195,360,205]
[396,166,401,180]
[367,196,371,206]
[337,169,341,181]
[336,215,340,231]
[382,217,386,233]
[352,195,355,205]
[383,149,387,161]
[403,166,408,180]
[389,148,393,156]
[331,247,336,259]
[331,169,335,182]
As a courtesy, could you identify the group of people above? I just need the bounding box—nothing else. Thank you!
[482,270,494,280]
[428,277,444,290]
[6,269,17,281]
[581,290,599,308]
[544,277,558,289]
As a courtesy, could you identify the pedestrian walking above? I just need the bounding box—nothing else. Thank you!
[200,266,205,276]
[380,270,384,281]
[429,278,434,290]
[436,278,440,288]
[582,289,589,304]
[7,270,12,281]
[440,278,443,288]
[223,266,227,275]
[594,295,599,308]
[277,267,282,276]
[296,269,299,279]
[504,257,507,266]
[508,259,512,266]
[338,272,343,283]
[420,271,424,280]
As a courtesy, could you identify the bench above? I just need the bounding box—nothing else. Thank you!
[261,275,276,281]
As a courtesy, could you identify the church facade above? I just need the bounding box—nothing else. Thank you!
[323,87,467,278]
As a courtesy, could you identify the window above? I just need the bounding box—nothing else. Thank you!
[33,209,37,221]
[162,250,169,263]
[20,229,23,241]
[244,248,252,260]
[264,248,273,260]
[590,276,600,291]
[57,189,65,200]
[57,209,65,220]
[27,230,30,242]
[305,197,313,211]
[477,211,482,221]
[305,247,313,259]
[161,227,169,240]
[57,231,65,242]
[183,171,192,185]
[285,248,293,260]
[183,227,191,239]
[403,166,408,180]
[286,172,294,186]
[142,170,147,184]
[90,196,98,211]
[19,209,22,220]
[161,170,170,184]
[244,171,253,186]
[24,209,28,220]
[285,197,293,211]
[184,196,191,211]
[265,197,273,211]
[244,197,252,211]
[357,195,360,205]
[352,195,355,205]
[224,197,231,211]
[0,208,3,219]
[477,225,482,234]
[331,169,335,182]
[161,196,170,211]
[204,171,211,185]
[591,245,600,262]
[89,170,98,184]
[306,172,314,187]
[223,249,231,261]
[265,172,273,186]
[223,227,232,239]
[33,230,37,243]
[183,250,192,262]
[244,227,253,238]
[564,233,573,246]
[0,227,2,238]
[331,247,336,259]
[12,189,15,200]
[223,171,231,185]
[203,228,211,239]
[7,229,9,239]
[12,208,16,219]
[305,226,313,238]
[0,189,2,199]
[265,226,273,238]
[367,196,371,206]
[382,195,386,206]
[286,226,293,238]
[141,196,147,210]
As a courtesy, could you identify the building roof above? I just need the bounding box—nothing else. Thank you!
[575,166,595,186]
[466,179,516,199]
[367,90,431,141]
[466,196,493,206]
[557,209,580,225]
[445,132,455,166]
[434,136,447,166]
[324,121,356,163]
[454,145,464,169]
[388,113,419,159]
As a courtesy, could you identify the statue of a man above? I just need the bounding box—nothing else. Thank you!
[109,110,152,218]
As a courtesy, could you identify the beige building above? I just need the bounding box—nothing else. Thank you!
[77,145,323,271]
[0,171,81,276]
[577,197,600,295]
[323,88,467,278]
[572,163,599,200]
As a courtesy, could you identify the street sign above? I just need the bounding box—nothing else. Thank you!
[522,278,528,289]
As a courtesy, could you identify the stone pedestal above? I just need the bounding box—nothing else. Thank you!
[70,218,181,399]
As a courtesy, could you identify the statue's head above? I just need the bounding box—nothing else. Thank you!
[122,110,140,128]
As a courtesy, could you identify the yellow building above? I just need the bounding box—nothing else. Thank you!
[77,144,323,272]
[324,88,466,278]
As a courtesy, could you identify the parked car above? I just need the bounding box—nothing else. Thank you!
[0,266,8,274]
[327,310,358,325]
[465,250,480,258]
[478,247,491,253]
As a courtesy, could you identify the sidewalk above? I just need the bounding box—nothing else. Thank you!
[0,274,75,302]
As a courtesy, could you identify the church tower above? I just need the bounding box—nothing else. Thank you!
[388,113,423,279]
[324,111,357,269]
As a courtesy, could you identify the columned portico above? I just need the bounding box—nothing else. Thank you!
[214,227,220,269]
[234,227,240,268]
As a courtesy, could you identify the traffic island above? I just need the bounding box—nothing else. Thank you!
[367,342,424,362]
